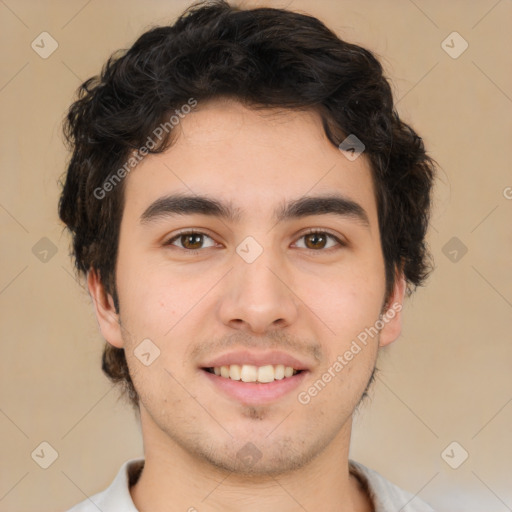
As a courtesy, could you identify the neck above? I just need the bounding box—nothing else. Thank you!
[130,407,373,512]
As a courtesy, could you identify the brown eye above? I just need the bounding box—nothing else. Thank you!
[304,232,327,249]
[180,233,204,250]
[166,231,216,251]
[295,230,342,251]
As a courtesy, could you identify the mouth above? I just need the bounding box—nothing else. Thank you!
[203,364,303,384]
[199,350,311,404]
[200,364,308,405]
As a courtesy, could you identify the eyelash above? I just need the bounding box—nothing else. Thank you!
[164,228,346,254]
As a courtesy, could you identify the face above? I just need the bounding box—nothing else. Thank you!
[90,98,405,475]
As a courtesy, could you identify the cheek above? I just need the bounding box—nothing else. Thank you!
[116,253,187,333]
[305,280,383,387]
[303,264,385,343]
[116,258,211,377]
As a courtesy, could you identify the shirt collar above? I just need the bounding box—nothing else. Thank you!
[93,457,433,512]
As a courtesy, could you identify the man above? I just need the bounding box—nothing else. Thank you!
[60,0,437,510]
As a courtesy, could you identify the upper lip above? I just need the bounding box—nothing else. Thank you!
[201,350,311,371]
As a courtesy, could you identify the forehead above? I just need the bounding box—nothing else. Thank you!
[122,98,378,226]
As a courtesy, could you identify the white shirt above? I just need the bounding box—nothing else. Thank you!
[66,458,436,511]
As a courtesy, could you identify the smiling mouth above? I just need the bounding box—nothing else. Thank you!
[203,364,302,384]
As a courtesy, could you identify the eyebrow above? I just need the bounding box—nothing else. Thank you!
[140,193,370,228]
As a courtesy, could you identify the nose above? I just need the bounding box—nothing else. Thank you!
[217,246,300,335]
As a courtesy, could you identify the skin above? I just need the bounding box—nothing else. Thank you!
[88,97,406,512]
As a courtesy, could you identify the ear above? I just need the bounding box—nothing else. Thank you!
[378,271,407,348]
[87,268,125,349]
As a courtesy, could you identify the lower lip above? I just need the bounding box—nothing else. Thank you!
[201,369,308,405]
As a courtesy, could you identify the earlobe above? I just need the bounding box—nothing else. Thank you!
[378,273,407,348]
[87,268,125,349]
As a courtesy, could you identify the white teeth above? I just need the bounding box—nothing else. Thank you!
[210,364,299,383]
[257,365,275,383]
[229,364,241,381]
[274,364,285,380]
[241,364,258,382]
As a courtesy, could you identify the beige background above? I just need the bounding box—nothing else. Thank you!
[1,1,511,511]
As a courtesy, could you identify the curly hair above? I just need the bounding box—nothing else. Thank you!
[58,0,436,410]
